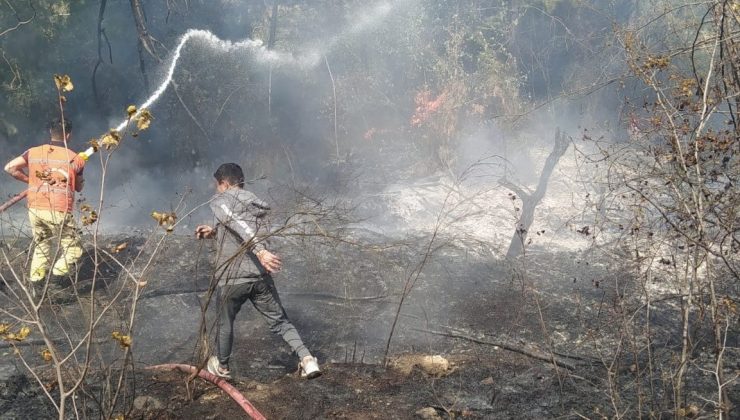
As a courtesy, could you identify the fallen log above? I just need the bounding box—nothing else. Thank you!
[146,363,266,420]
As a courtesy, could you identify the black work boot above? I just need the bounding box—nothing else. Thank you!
[47,277,76,305]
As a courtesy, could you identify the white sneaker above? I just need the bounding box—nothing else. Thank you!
[207,356,231,379]
[300,356,322,379]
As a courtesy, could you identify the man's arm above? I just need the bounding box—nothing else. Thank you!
[72,157,85,192]
[74,174,84,192]
[4,156,29,183]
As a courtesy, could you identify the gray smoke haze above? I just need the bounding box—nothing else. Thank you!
[1,0,630,240]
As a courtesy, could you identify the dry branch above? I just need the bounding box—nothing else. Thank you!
[414,327,581,371]
[172,80,212,142]
[0,0,35,38]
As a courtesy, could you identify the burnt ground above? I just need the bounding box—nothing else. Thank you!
[1,225,738,418]
[0,125,732,420]
[1,350,589,419]
[124,350,580,419]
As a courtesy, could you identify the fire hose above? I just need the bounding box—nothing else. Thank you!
[146,364,267,419]
[0,146,96,215]
[0,190,28,213]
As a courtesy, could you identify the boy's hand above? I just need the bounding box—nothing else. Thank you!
[256,250,282,273]
[195,225,214,239]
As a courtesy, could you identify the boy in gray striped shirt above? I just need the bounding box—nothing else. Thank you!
[195,163,321,379]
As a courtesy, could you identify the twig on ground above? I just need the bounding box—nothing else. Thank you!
[414,327,580,371]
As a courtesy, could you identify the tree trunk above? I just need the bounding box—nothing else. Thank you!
[267,1,279,116]
[504,129,569,258]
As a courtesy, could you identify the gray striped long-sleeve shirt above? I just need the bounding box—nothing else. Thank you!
[210,187,271,284]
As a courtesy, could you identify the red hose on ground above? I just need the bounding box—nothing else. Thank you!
[0,190,28,214]
[147,363,267,420]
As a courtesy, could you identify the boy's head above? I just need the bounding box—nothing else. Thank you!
[49,118,72,142]
[213,163,244,192]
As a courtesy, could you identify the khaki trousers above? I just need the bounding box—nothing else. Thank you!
[28,209,82,280]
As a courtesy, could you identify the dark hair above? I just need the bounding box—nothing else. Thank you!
[49,118,73,139]
[214,163,244,188]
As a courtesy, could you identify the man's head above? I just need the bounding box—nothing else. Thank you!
[213,163,244,192]
[49,118,72,142]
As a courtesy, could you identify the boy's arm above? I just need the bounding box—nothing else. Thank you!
[210,198,267,253]
[195,224,216,239]
[210,198,282,272]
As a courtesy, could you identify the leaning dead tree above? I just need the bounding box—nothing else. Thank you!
[502,129,569,258]
[129,0,164,90]
[92,0,113,106]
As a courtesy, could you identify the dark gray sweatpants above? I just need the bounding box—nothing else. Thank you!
[217,276,310,366]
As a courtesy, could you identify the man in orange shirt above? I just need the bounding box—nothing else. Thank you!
[4,118,86,288]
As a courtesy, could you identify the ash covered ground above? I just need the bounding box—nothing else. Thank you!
[0,230,613,419]
[1,143,737,419]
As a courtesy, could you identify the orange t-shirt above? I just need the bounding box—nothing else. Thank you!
[24,144,85,212]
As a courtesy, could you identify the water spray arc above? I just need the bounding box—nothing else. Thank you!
[118,1,396,124]
[76,29,294,160]
[1,1,399,213]
[1,29,283,213]
[2,29,272,213]
[81,0,397,159]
